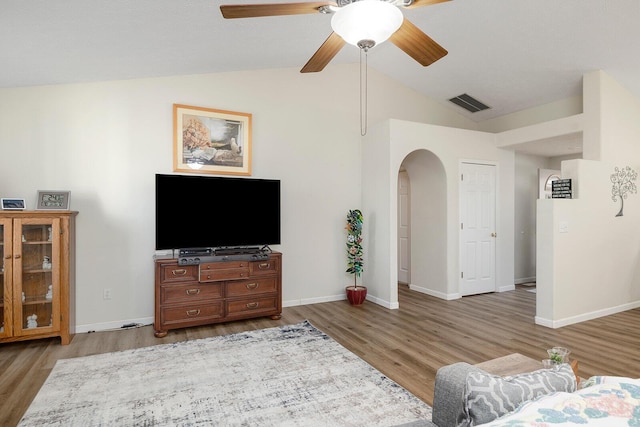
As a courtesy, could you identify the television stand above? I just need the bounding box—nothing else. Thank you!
[154,251,282,337]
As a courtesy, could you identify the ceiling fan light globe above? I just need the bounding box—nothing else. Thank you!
[331,0,403,47]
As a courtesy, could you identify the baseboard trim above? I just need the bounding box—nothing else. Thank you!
[284,294,344,307]
[76,316,154,334]
[535,300,640,328]
[409,284,460,300]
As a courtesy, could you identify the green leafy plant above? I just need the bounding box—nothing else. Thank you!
[547,347,570,364]
[346,209,364,289]
[549,352,564,363]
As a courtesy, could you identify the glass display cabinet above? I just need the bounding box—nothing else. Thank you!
[0,211,76,345]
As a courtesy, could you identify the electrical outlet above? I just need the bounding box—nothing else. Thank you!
[103,288,112,300]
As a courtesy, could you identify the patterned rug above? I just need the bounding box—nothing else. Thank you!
[20,321,432,426]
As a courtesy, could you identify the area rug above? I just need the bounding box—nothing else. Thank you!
[19,320,432,426]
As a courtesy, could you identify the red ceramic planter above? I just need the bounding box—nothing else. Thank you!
[346,286,367,306]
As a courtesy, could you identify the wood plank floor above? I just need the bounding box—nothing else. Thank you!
[2,284,639,426]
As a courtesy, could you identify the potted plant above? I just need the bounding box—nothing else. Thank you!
[345,209,367,305]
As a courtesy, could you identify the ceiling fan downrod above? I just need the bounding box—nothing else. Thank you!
[358,40,374,136]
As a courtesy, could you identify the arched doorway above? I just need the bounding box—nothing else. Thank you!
[398,149,447,297]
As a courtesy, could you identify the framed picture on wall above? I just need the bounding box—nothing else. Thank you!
[1,198,26,210]
[173,104,252,176]
[36,191,71,210]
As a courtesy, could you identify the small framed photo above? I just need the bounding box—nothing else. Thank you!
[173,104,252,176]
[1,198,26,210]
[36,191,71,210]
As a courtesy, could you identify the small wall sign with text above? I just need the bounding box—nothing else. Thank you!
[552,179,572,199]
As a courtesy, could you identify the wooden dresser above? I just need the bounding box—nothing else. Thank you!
[153,252,281,337]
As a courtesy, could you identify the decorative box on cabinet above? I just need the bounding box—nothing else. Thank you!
[154,252,282,337]
[0,211,77,345]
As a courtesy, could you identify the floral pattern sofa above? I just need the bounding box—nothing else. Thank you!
[430,361,640,426]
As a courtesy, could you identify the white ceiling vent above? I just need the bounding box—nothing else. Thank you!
[449,93,491,113]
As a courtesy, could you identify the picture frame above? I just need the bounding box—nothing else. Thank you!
[173,104,252,176]
[1,198,26,210]
[35,191,71,210]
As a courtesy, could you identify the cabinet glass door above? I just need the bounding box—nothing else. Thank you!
[14,218,60,336]
[0,219,11,338]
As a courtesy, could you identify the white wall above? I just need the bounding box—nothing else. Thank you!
[0,65,477,331]
[478,96,583,133]
[514,153,548,283]
[362,119,515,305]
[513,152,582,285]
[402,151,447,297]
[536,71,640,327]
[4,64,636,332]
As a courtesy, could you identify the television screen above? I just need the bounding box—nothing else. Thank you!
[155,174,281,250]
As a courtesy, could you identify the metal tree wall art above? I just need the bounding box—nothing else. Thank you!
[611,166,638,217]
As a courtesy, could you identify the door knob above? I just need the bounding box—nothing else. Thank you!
[491,232,497,238]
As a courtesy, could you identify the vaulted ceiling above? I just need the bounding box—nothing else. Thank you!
[2,0,638,155]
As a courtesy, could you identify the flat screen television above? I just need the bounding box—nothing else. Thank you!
[155,174,281,250]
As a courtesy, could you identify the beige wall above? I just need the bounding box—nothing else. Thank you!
[1,64,637,331]
[362,120,515,305]
[536,71,640,327]
[0,65,477,331]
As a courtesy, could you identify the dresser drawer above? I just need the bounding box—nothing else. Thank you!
[199,262,249,282]
[160,282,223,304]
[226,278,277,298]
[161,302,224,325]
[226,296,278,318]
[158,263,199,284]
[249,258,279,277]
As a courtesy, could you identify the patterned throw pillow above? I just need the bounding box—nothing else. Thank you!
[460,363,577,426]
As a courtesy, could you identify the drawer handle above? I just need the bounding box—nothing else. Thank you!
[4,254,11,259]
[172,269,187,276]
[186,309,201,317]
[246,282,259,290]
[14,254,21,259]
[258,262,270,270]
[246,302,259,309]
[186,288,201,296]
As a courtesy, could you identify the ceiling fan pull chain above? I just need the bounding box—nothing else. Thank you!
[360,46,368,136]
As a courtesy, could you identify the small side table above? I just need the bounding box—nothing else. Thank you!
[476,353,580,385]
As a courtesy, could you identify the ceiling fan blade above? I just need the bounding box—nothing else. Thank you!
[403,0,451,9]
[221,2,334,19]
[390,18,448,67]
[300,32,346,73]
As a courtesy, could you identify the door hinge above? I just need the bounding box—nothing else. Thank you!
[461,174,464,181]
[461,272,464,278]
[461,223,464,230]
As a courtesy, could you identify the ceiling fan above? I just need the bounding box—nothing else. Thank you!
[219,0,450,73]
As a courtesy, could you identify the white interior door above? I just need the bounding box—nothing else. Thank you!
[398,170,410,284]
[460,162,496,295]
